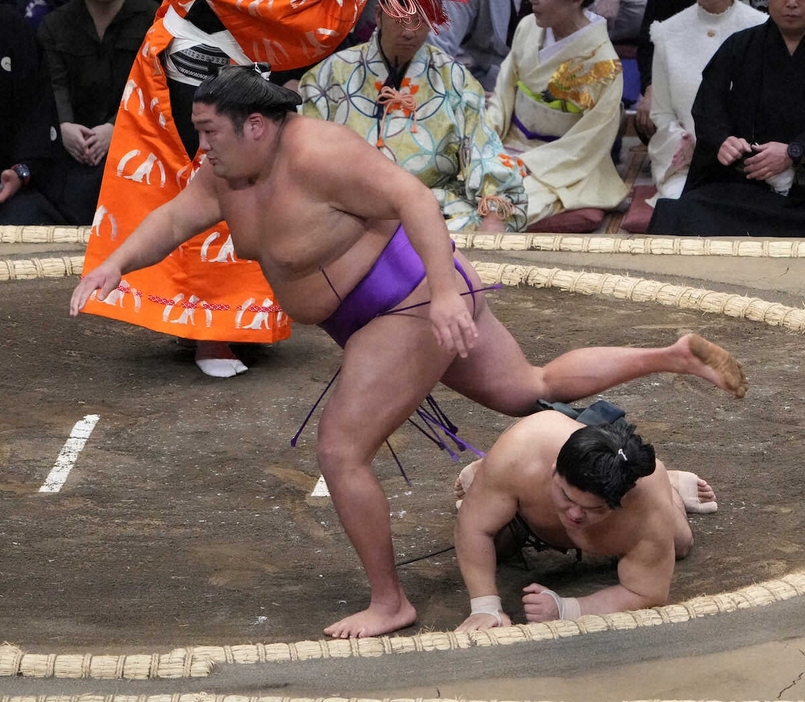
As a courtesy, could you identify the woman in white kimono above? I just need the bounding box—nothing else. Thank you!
[647,0,766,203]
[487,0,627,227]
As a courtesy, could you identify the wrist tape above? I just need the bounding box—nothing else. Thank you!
[470,595,503,626]
[540,588,581,620]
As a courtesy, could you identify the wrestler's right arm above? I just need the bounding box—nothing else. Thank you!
[454,452,519,632]
[70,164,223,315]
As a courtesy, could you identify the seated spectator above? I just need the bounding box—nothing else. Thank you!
[299,4,528,233]
[38,0,157,224]
[428,0,533,94]
[634,0,767,144]
[487,0,628,228]
[633,0,693,142]
[647,0,766,203]
[648,0,805,236]
[0,4,65,225]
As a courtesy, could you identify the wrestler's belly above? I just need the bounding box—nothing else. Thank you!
[257,228,400,325]
[265,275,356,324]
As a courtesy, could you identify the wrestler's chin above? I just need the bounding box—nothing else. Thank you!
[211,163,237,182]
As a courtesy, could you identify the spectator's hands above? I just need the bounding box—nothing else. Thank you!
[69,261,123,316]
[522,583,561,623]
[0,168,23,203]
[635,86,656,141]
[717,135,753,167]
[85,123,114,166]
[429,290,478,359]
[665,130,695,178]
[742,141,792,181]
[61,122,94,164]
[455,610,512,632]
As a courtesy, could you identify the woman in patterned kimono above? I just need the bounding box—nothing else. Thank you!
[487,0,628,227]
[298,3,527,234]
[79,0,368,377]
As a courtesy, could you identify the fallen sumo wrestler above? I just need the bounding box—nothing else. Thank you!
[453,412,720,631]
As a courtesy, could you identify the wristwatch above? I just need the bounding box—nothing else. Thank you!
[787,141,804,166]
[10,163,31,187]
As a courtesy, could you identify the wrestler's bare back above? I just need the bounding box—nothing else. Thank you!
[207,114,428,325]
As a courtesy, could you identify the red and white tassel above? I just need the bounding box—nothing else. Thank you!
[376,0,466,32]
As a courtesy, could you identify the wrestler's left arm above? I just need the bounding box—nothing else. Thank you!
[297,121,478,356]
[522,536,675,622]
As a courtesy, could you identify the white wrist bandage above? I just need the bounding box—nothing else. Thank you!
[470,595,503,626]
[540,588,581,620]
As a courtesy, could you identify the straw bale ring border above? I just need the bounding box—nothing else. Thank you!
[0,571,803,680]
[453,232,805,258]
[3,227,803,333]
[0,225,91,245]
[2,227,805,282]
[470,262,805,333]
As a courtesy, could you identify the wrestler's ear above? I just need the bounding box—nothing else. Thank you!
[244,113,266,140]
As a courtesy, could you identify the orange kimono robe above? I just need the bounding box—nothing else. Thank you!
[81,0,366,342]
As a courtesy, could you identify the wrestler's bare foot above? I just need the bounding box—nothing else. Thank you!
[453,460,481,507]
[669,470,718,514]
[678,334,747,398]
[324,597,417,638]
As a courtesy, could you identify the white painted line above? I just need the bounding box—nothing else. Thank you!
[311,474,330,497]
[39,414,100,493]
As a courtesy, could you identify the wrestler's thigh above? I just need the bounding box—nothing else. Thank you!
[452,249,492,313]
[318,306,456,465]
[440,299,547,416]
